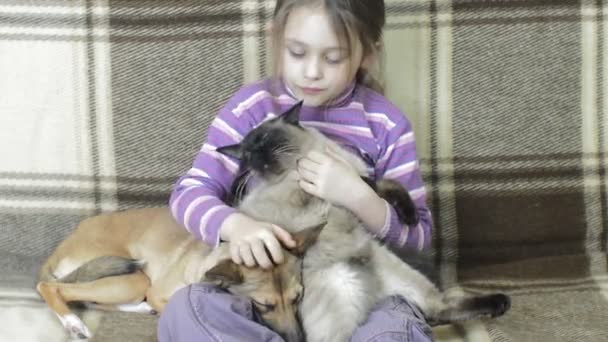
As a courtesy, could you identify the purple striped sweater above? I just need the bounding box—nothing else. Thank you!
[170,79,432,252]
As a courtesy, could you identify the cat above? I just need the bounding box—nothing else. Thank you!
[217,101,510,342]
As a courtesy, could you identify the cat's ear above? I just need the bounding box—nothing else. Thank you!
[289,221,326,256]
[281,100,304,126]
[216,143,242,159]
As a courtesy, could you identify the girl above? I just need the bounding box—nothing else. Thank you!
[159,0,434,341]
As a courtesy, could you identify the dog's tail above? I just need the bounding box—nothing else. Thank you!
[57,256,146,283]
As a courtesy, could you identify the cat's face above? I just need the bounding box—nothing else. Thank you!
[217,101,308,180]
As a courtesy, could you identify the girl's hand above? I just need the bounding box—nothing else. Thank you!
[220,213,296,269]
[297,147,368,208]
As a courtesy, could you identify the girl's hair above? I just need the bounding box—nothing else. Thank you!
[271,0,386,94]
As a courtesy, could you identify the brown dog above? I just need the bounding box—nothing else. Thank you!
[36,207,322,341]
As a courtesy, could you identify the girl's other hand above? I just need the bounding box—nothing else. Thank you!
[297,147,368,208]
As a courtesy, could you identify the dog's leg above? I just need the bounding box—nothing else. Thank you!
[145,286,173,313]
[86,301,157,314]
[37,271,150,339]
[85,279,173,314]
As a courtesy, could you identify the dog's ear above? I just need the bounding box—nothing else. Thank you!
[204,259,244,288]
[281,100,303,126]
[289,221,326,256]
[216,143,243,160]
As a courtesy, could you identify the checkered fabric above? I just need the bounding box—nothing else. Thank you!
[1,0,607,341]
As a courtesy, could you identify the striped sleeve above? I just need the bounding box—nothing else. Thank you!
[169,91,256,247]
[374,117,433,251]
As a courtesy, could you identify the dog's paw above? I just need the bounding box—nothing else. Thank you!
[116,301,157,314]
[59,313,91,339]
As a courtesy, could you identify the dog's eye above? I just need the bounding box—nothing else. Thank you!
[253,300,276,313]
[292,293,302,304]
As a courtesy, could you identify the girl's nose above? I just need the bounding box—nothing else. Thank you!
[304,57,322,80]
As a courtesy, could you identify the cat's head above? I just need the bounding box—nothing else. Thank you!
[217,101,312,180]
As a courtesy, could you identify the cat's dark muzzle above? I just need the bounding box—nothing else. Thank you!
[249,159,289,179]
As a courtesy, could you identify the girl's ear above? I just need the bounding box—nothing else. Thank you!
[361,41,382,69]
[361,52,378,70]
[361,55,374,70]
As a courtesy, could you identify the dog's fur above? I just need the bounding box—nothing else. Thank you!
[217,101,511,342]
[36,207,323,341]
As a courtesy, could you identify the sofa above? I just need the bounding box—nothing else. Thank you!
[1,1,606,341]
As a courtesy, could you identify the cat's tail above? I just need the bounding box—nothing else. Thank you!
[372,244,510,326]
[427,292,511,326]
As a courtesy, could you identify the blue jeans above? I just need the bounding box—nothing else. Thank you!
[158,284,433,342]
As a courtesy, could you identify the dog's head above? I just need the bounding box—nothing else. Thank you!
[204,222,323,342]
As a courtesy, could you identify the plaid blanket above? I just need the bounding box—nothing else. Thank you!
[1,0,607,341]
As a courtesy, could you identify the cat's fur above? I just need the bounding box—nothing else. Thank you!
[218,102,510,342]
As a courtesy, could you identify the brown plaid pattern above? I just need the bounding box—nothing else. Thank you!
[1,0,607,341]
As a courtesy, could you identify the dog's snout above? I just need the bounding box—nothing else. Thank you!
[281,329,305,342]
[278,315,305,342]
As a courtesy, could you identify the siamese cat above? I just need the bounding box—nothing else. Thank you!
[218,102,510,342]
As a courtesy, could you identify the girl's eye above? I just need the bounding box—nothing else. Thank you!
[325,55,345,65]
[288,48,305,58]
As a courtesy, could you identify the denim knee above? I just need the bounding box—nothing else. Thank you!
[158,284,282,342]
[350,295,433,342]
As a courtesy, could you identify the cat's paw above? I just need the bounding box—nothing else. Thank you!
[488,293,511,318]
[376,179,419,225]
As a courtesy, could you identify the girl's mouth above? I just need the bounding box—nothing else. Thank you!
[300,87,324,95]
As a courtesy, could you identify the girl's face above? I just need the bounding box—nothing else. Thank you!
[281,6,364,107]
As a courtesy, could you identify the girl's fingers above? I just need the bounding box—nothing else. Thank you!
[304,150,326,163]
[271,224,296,248]
[239,244,256,267]
[324,145,339,157]
[298,180,318,196]
[325,146,348,164]
[297,167,317,182]
[230,244,242,265]
[263,234,284,265]
[251,239,272,269]
[298,158,320,172]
